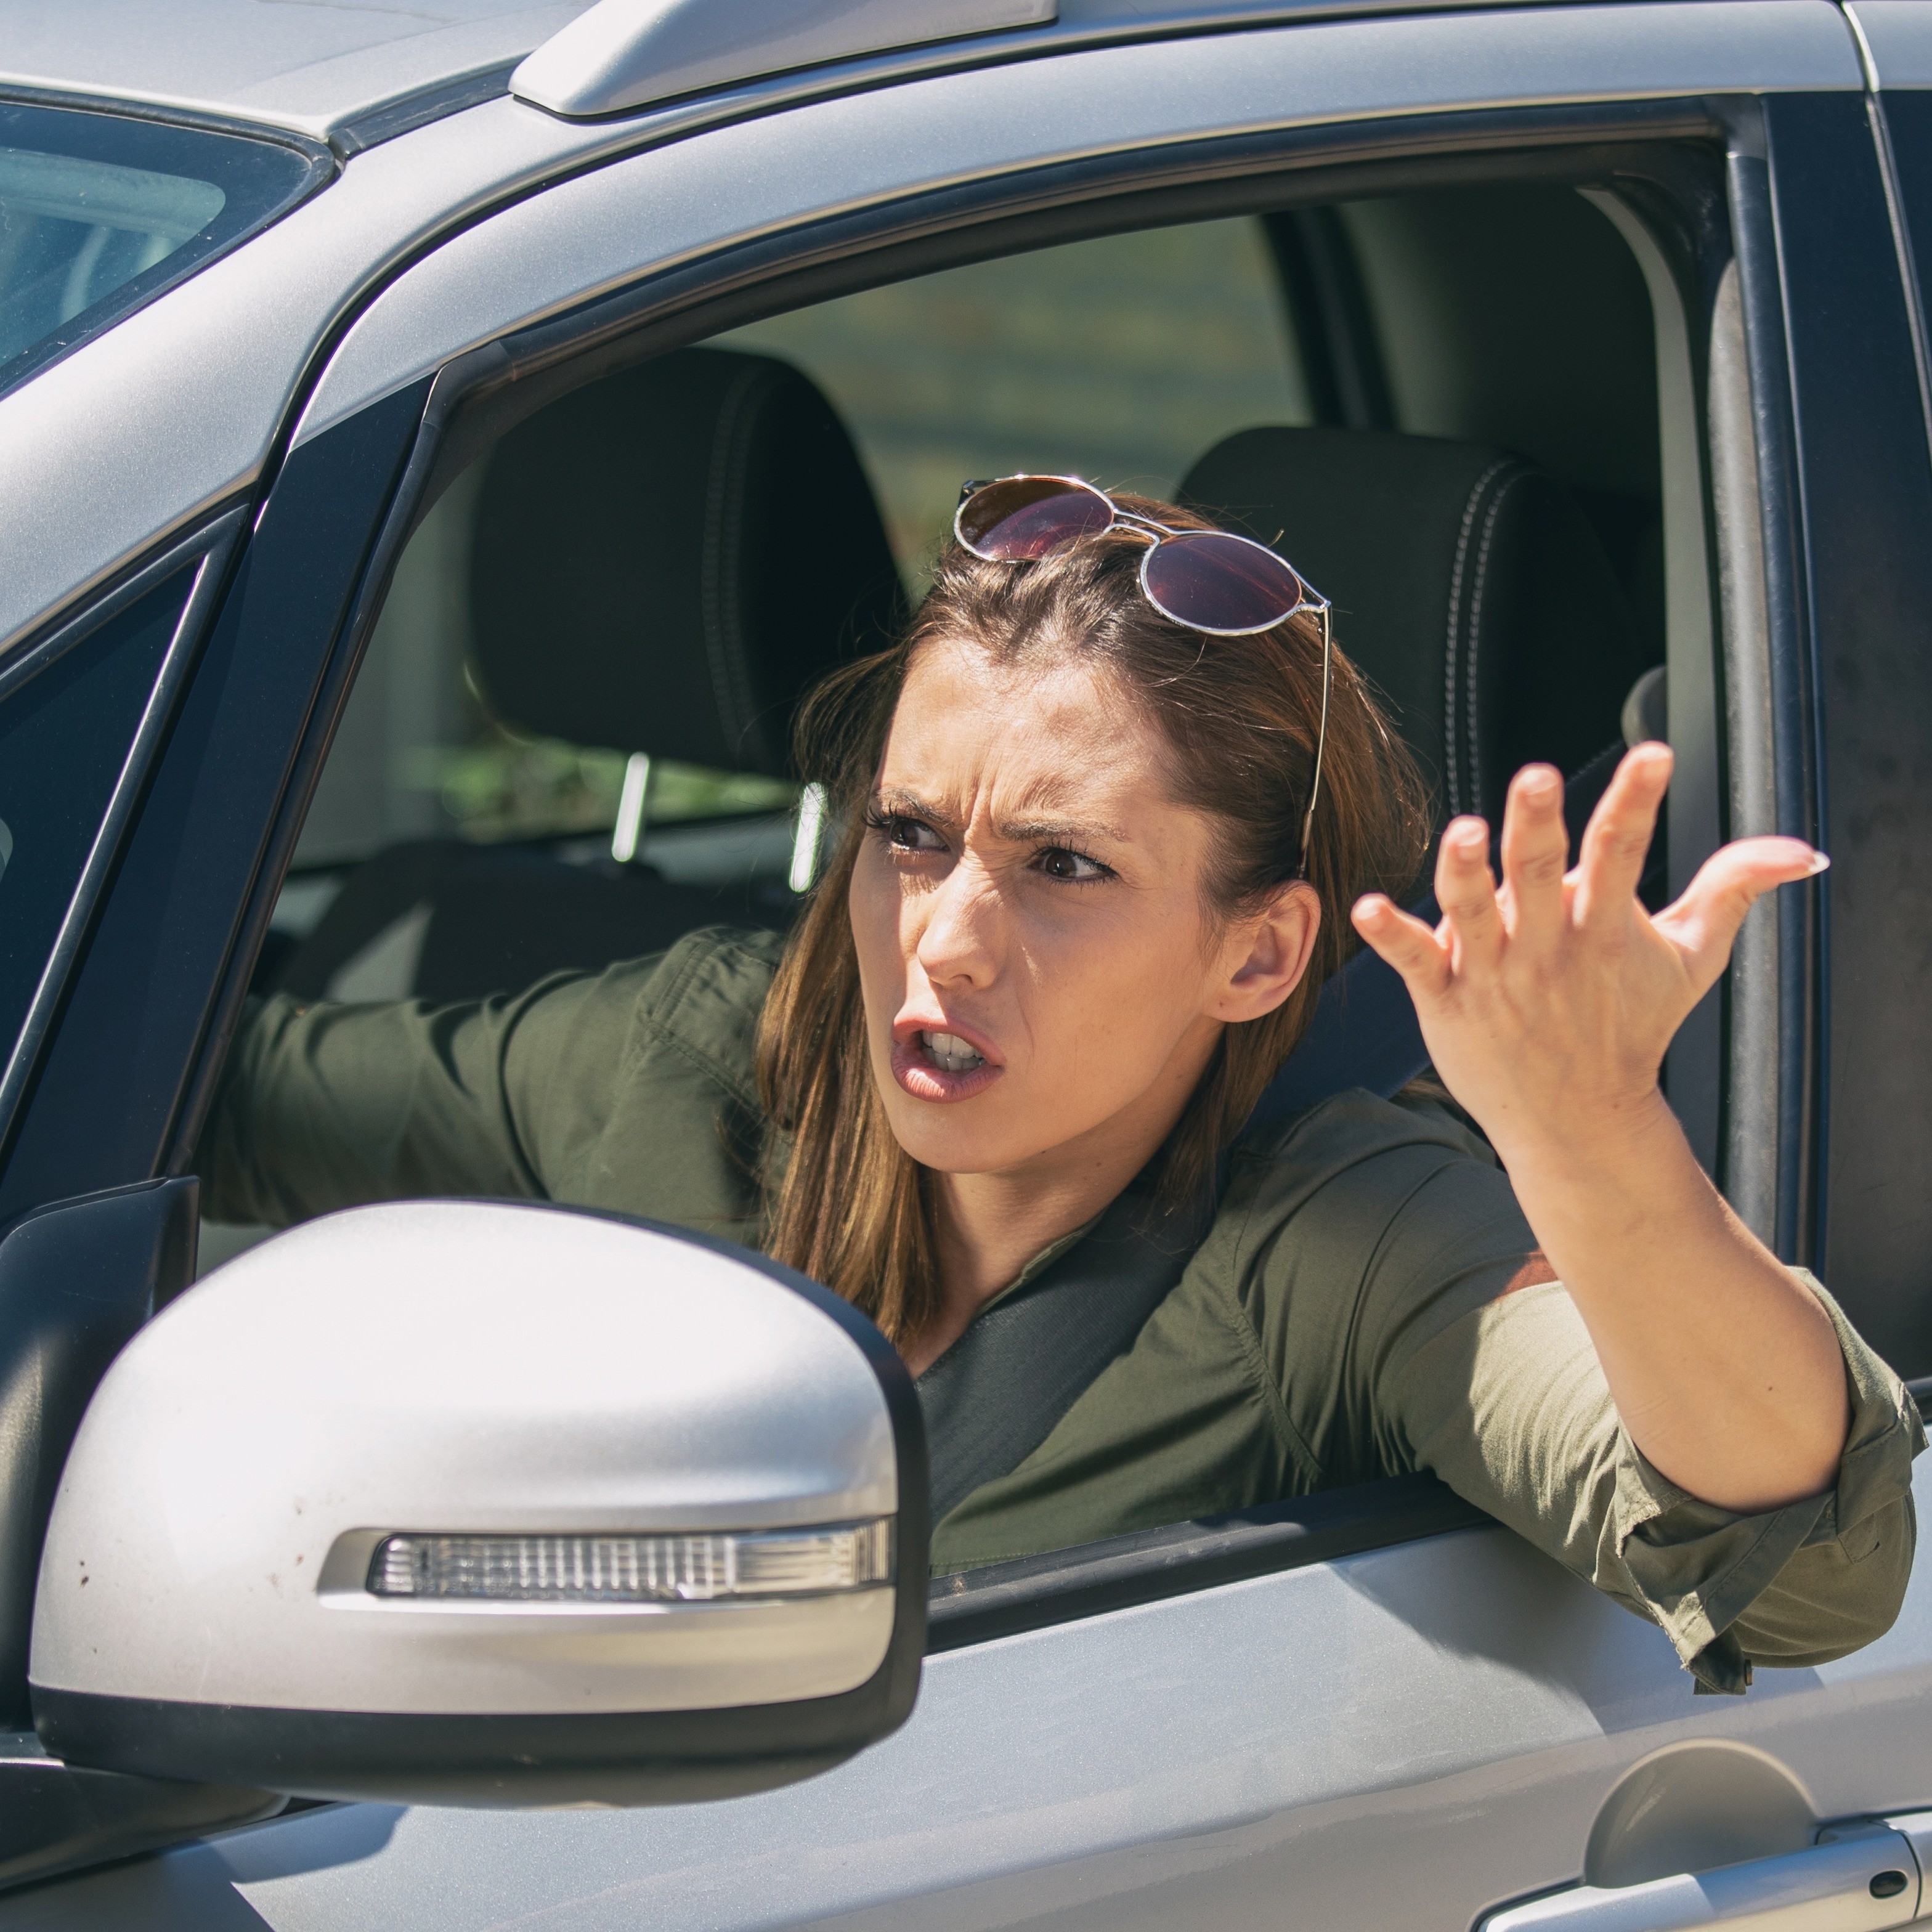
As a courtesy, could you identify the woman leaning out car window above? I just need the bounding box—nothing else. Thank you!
[198,481,1922,1696]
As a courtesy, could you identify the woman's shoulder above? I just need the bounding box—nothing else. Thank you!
[622,922,787,1020]
[580,923,787,1097]
[1232,1081,1500,1198]
[1195,1084,1537,1456]
[1214,1081,1528,1296]
[500,925,785,1230]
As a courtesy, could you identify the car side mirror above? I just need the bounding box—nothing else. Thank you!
[26,1201,927,1806]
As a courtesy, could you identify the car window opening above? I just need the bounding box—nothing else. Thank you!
[188,172,1917,1692]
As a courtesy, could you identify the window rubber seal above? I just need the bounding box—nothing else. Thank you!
[925,1473,1487,1650]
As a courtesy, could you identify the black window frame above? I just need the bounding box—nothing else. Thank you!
[0,519,241,1177]
[1794,82,1932,1377]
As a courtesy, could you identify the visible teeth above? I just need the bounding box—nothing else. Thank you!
[923,1030,984,1073]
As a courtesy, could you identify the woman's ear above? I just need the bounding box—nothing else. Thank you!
[1209,881,1322,1023]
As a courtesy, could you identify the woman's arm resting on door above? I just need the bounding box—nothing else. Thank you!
[1354,744,1854,1516]
[1382,1245,1920,1693]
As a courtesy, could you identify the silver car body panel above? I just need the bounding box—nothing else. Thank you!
[0,0,1846,143]
[0,0,1862,663]
[11,1459,1932,1931]
[1849,0,1932,80]
[295,0,1862,452]
[0,0,596,143]
[509,0,1060,119]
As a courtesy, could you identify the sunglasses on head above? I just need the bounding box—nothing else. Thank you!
[954,473,1333,872]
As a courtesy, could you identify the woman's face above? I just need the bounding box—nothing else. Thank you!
[848,635,1318,1183]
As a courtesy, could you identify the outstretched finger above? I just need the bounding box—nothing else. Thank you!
[1352,894,1453,1004]
[1498,764,1569,954]
[1573,744,1672,929]
[1654,836,1828,995]
[1434,816,1504,971]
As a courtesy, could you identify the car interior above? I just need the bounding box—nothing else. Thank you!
[207,182,1673,1280]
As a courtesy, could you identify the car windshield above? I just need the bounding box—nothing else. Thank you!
[0,100,325,401]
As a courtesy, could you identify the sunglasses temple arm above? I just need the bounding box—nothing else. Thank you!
[1300,603,1333,874]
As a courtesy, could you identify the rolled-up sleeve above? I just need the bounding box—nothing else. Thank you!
[1387,1265,1923,1694]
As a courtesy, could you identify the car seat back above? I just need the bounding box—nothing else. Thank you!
[275,347,903,1004]
[469,345,904,775]
[1180,424,1656,824]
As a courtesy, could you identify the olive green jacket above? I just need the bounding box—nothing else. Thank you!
[200,926,1923,1694]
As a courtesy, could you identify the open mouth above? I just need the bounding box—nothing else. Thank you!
[921,1029,985,1073]
[890,1021,1000,1103]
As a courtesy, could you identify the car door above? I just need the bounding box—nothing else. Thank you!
[6,6,1932,1930]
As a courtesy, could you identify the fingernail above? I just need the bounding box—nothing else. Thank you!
[1524,768,1559,803]
[1806,850,1831,875]
[1453,822,1487,853]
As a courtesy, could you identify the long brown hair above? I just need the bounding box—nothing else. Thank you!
[757,496,1428,1344]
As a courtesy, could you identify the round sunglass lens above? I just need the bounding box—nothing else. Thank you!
[956,477,1113,559]
[1142,531,1306,635]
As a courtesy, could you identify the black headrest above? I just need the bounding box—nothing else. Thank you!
[468,347,904,776]
[1180,426,1655,822]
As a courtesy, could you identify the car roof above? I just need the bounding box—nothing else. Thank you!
[0,0,598,147]
[0,0,1793,153]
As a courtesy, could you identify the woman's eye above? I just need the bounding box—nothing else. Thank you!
[1035,847,1108,882]
[882,814,943,853]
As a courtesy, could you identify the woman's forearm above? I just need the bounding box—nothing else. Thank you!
[1354,744,1848,1520]
[1498,1090,1849,1513]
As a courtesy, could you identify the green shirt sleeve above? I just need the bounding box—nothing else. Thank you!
[1235,1089,1921,1692]
[196,979,570,1224]
[1357,1167,1924,1694]
[196,927,780,1243]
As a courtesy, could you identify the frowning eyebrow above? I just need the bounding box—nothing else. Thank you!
[874,787,1129,845]
[1000,815,1131,845]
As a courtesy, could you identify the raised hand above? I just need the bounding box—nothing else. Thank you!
[1349,744,1847,1514]
[1350,745,1824,1167]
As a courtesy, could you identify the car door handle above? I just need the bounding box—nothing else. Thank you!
[1481,1820,1926,1931]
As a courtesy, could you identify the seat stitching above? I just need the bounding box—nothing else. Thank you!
[1443,457,1515,818]
[700,366,773,760]
[1464,463,1532,819]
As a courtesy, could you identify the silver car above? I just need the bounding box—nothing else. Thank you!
[1,0,1931,1925]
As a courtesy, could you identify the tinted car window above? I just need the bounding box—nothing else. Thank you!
[0,569,189,1076]
[0,101,326,401]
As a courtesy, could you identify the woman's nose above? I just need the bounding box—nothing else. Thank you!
[912,856,1000,985]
